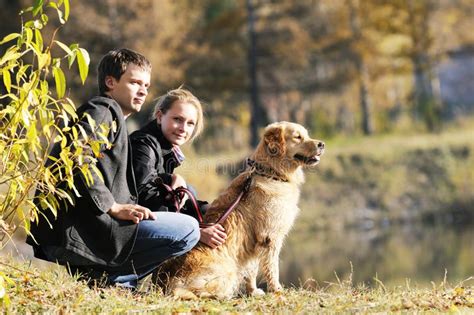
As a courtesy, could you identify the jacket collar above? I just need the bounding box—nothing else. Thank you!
[141,120,183,170]
[142,120,173,150]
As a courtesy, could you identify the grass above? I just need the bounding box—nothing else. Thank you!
[1,257,473,313]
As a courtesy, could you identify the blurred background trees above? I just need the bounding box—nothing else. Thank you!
[1,0,473,289]
[2,0,473,151]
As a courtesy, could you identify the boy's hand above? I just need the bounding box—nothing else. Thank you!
[108,202,156,224]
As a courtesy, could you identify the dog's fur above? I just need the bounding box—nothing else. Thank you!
[154,121,325,298]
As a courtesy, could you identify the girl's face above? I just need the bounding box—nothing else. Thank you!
[157,100,198,146]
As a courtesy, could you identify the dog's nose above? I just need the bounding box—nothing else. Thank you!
[317,141,325,149]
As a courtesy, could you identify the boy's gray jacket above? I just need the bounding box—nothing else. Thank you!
[27,96,139,267]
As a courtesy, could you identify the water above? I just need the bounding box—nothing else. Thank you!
[4,220,473,289]
[280,223,474,288]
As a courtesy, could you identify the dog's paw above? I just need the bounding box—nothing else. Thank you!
[268,283,283,293]
[249,288,265,296]
[172,288,198,300]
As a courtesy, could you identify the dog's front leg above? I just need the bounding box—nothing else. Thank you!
[242,259,265,296]
[259,238,284,292]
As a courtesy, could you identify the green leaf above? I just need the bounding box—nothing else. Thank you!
[24,28,33,46]
[52,57,60,68]
[67,44,78,67]
[16,64,31,85]
[32,0,44,16]
[0,93,18,102]
[61,134,67,149]
[84,113,96,130]
[61,109,70,128]
[41,197,57,219]
[90,164,104,183]
[77,124,89,142]
[21,108,30,127]
[52,66,66,98]
[57,188,74,205]
[2,69,11,93]
[80,164,91,186]
[35,28,43,50]
[48,2,65,24]
[21,207,31,232]
[76,48,90,84]
[71,126,78,140]
[37,52,50,70]
[54,40,73,56]
[40,79,49,96]
[63,98,78,120]
[63,0,70,21]
[0,47,21,67]
[41,13,49,24]
[90,141,100,157]
[0,33,21,45]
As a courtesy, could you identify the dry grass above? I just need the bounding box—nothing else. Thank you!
[1,256,473,313]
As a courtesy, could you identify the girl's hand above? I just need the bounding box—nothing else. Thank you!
[199,224,227,249]
[171,174,188,208]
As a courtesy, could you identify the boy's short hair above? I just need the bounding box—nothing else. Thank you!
[97,48,152,95]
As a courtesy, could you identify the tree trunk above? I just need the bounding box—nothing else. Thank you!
[107,0,121,47]
[359,63,374,134]
[407,1,441,132]
[246,0,268,147]
[348,0,374,135]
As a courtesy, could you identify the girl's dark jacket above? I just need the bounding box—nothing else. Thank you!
[26,96,139,267]
[129,121,181,211]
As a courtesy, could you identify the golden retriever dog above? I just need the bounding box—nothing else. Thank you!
[154,121,325,299]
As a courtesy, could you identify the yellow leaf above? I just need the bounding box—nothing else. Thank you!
[75,47,90,84]
[2,69,11,93]
[53,66,66,98]
[0,46,21,66]
[37,52,50,70]
[21,108,30,127]
[77,124,89,142]
[61,109,69,127]
[0,33,21,45]
[111,120,117,133]
[0,278,5,299]
[61,134,67,148]
[449,304,458,312]
[90,164,104,182]
[454,287,465,296]
[63,98,78,120]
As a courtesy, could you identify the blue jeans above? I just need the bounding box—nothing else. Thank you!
[45,212,200,288]
[106,212,199,288]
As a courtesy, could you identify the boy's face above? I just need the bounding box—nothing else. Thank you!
[105,64,151,118]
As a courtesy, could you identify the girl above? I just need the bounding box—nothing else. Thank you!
[130,88,227,249]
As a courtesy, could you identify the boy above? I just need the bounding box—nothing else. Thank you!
[27,48,199,288]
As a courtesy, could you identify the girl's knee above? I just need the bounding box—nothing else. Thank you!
[181,216,200,250]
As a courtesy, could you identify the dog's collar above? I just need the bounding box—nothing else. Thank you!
[246,158,289,182]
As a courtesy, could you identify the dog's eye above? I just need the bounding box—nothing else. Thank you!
[293,135,303,141]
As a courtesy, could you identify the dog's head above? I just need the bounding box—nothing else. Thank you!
[262,121,325,167]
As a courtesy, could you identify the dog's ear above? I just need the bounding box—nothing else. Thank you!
[264,125,286,157]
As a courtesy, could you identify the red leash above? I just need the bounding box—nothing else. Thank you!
[160,184,204,223]
[161,176,251,228]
